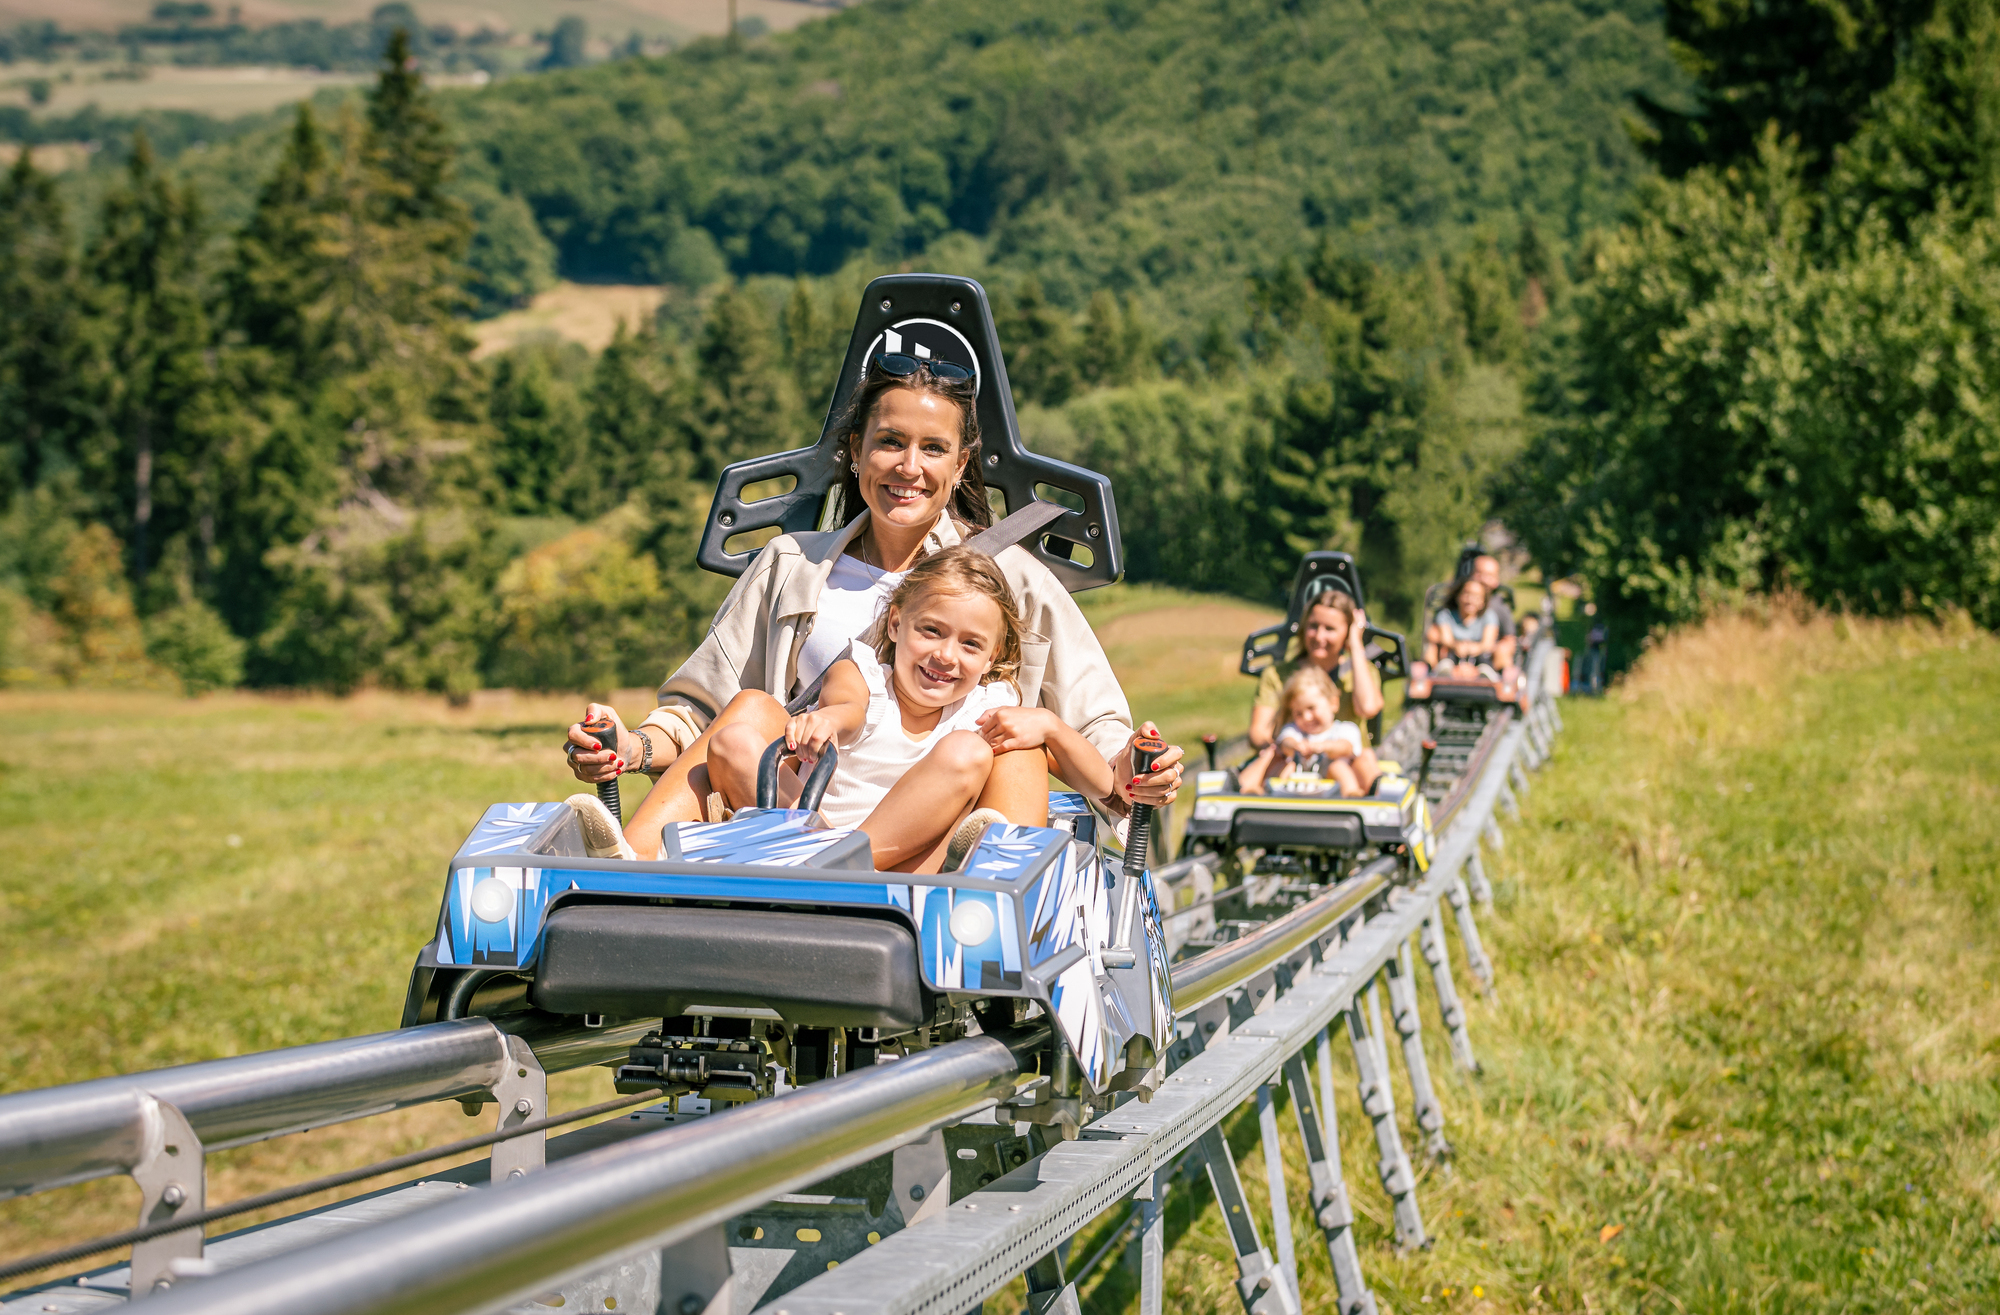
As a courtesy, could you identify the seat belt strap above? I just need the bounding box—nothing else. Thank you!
[963,499,1069,556]
[786,500,1071,714]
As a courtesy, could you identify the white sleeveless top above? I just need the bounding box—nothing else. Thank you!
[796,554,906,690]
[815,640,1020,830]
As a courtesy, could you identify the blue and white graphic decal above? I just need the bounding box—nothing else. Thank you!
[460,803,569,858]
[1048,792,1092,817]
[912,885,1022,991]
[1140,870,1174,1039]
[958,824,1061,884]
[439,865,553,967]
[1023,841,1117,1090]
[435,863,903,968]
[673,812,861,866]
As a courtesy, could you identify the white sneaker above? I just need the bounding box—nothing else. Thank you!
[945,807,1010,870]
[566,794,636,860]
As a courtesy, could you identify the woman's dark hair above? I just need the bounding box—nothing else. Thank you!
[832,364,992,529]
[1452,574,1488,617]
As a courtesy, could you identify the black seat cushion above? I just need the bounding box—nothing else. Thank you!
[533,904,930,1031]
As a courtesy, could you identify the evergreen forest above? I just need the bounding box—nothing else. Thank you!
[1,0,1994,697]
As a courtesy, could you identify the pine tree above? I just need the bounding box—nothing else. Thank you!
[588,322,683,503]
[687,285,802,480]
[994,278,1079,405]
[487,345,588,515]
[224,103,335,386]
[365,27,463,234]
[0,151,89,505]
[86,132,212,585]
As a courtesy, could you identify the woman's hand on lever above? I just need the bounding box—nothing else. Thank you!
[565,704,633,783]
[1112,722,1185,810]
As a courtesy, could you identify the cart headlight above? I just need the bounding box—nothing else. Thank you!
[470,876,515,923]
[1193,800,1228,821]
[949,898,995,946]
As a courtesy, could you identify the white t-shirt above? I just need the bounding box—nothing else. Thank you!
[1277,720,1365,760]
[796,554,905,692]
[814,640,1020,830]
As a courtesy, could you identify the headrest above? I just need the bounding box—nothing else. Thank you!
[695,274,1123,591]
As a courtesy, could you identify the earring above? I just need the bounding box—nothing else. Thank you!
[850,463,859,474]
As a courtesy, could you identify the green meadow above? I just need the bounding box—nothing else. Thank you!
[4,601,1997,1313]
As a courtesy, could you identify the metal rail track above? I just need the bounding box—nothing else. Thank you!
[1,640,1564,1315]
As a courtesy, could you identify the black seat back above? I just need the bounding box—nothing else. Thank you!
[695,274,1123,592]
[1240,551,1407,683]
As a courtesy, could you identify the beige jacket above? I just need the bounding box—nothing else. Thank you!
[639,512,1135,764]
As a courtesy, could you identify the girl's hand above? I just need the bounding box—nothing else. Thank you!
[975,706,1061,753]
[1113,722,1186,808]
[786,710,841,764]
[565,703,631,783]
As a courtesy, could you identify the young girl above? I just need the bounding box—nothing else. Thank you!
[704,547,1114,872]
[1239,665,1371,796]
[1424,575,1500,678]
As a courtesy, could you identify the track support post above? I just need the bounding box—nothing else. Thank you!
[1023,1247,1084,1315]
[1197,1124,1301,1315]
[488,1033,548,1181]
[1445,871,1497,997]
[1282,1050,1377,1315]
[1137,1166,1168,1315]
[1386,941,1451,1163]
[1346,991,1426,1251]
[128,1095,206,1295]
[657,1223,733,1315]
[1482,816,1505,853]
[1418,909,1479,1073]
[1257,1084,1301,1309]
[1466,851,1494,905]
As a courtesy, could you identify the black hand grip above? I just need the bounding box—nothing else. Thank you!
[1122,734,1168,878]
[757,736,839,813]
[585,718,622,823]
[1201,734,1218,772]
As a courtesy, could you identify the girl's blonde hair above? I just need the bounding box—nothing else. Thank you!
[1279,663,1341,722]
[867,546,1024,686]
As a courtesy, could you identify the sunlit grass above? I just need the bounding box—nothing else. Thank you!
[1060,605,2000,1314]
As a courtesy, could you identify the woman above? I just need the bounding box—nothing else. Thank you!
[1246,588,1384,789]
[1424,575,1500,676]
[564,352,1184,859]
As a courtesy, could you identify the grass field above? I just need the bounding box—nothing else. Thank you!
[470,281,672,359]
[4,599,1996,1311]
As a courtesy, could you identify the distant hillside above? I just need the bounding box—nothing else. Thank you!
[443,0,1684,340]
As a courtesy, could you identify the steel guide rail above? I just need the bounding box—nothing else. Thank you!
[0,642,1560,1315]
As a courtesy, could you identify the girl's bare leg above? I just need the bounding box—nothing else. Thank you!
[977,746,1051,826]
[1354,745,1382,791]
[860,731,993,873]
[624,690,788,857]
[1329,758,1363,796]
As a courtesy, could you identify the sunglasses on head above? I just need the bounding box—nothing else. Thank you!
[873,352,974,382]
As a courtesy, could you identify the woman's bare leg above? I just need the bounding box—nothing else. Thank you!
[1353,745,1382,790]
[624,690,788,857]
[977,747,1051,826]
[860,731,993,873]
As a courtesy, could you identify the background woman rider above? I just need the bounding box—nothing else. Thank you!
[563,353,1184,859]
[1246,589,1385,788]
